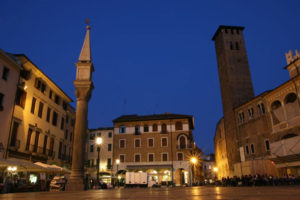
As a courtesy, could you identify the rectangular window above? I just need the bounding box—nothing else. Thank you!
[250,144,255,154]
[161,137,168,147]
[162,153,168,161]
[66,115,69,124]
[43,135,48,154]
[135,139,141,148]
[135,126,140,135]
[38,102,44,118]
[31,97,36,114]
[148,138,154,147]
[239,112,245,123]
[41,83,46,93]
[108,132,112,138]
[120,155,125,163]
[245,145,249,155]
[49,138,54,156]
[134,154,141,162]
[65,130,68,140]
[62,101,67,110]
[46,107,51,122]
[265,140,270,151]
[25,128,33,151]
[144,125,149,132]
[61,117,65,130]
[89,133,95,140]
[119,125,126,133]
[108,144,112,151]
[49,90,53,99]
[107,158,112,169]
[70,132,73,141]
[2,67,9,80]
[148,153,154,162]
[177,152,183,161]
[52,111,58,126]
[248,108,254,119]
[0,93,4,110]
[10,121,19,147]
[119,139,125,148]
[15,88,26,109]
[35,78,41,90]
[33,131,40,152]
[90,145,94,152]
[54,94,60,105]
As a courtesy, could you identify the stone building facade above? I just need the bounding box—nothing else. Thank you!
[5,54,75,168]
[214,25,300,179]
[85,127,113,183]
[112,113,202,186]
[0,50,22,158]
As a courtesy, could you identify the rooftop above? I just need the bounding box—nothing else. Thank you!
[212,25,245,41]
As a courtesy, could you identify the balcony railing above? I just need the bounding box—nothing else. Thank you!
[176,144,193,150]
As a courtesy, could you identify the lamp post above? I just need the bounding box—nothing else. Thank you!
[96,137,102,183]
[190,157,197,186]
[213,167,218,180]
[116,159,120,187]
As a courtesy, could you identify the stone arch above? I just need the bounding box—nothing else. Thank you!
[271,100,284,125]
[284,93,300,120]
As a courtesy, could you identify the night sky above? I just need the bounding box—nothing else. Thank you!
[1,0,300,154]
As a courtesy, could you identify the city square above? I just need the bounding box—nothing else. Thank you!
[2,186,300,200]
[1,0,300,199]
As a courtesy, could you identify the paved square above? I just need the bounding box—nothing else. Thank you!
[2,186,300,200]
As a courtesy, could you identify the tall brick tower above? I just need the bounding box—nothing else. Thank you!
[212,25,254,176]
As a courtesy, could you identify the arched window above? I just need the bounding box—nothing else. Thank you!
[179,136,186,149]
[175,122,183,130]
[271,100,282,110]
[161,123,167,133]
[282,133,298,140]
[285,93,297,104]
[152,124,158,132]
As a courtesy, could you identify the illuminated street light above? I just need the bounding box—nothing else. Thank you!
[116,159,120,187]
[213,167,218,172]
[190,157,198,186]
[190,157,197,164]
[96,137,102,183]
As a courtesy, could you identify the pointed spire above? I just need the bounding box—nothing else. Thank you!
[78,24,91,62]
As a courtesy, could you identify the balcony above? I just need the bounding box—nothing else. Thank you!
[176,144,193,150]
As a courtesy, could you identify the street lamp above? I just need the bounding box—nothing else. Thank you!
[190,157,197,186]
[213,167,218,180]
[96,137,102,183]
[116,159,120,187]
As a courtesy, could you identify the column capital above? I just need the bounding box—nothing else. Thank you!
[74,80,94,101]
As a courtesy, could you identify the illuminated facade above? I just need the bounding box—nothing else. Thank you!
[85,127,114,183]
[5,54,75,168]
[112,113,202,186]
[0,50,22,158]
[213,25,300,178]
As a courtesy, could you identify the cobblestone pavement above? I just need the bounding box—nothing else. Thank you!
[2,186,300,200]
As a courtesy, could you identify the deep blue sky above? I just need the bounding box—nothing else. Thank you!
[1,0,300,154]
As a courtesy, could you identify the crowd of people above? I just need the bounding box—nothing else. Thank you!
[218,174,300,186]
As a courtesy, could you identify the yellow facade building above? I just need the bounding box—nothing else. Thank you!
[5,54,75,168]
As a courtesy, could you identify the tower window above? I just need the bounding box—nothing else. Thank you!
[235,42,239,50]
[248,108,254,119]
[265,140,270,151]
[229,42,233,50]
[250,144,255,154]
[238,112,245,123]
